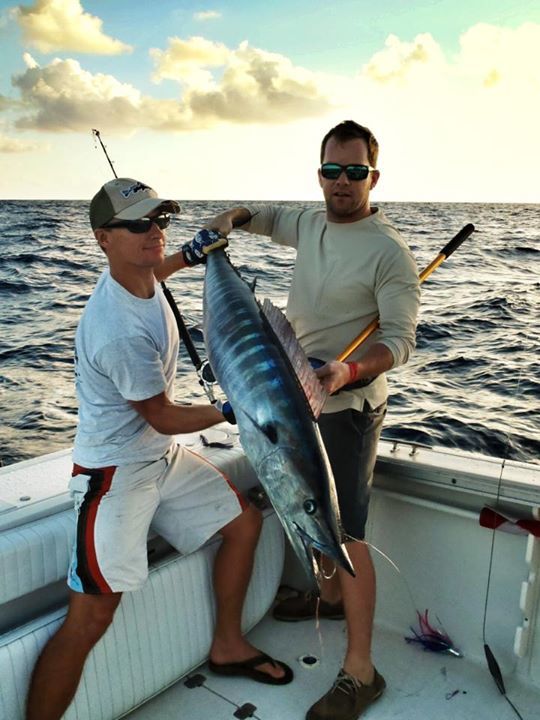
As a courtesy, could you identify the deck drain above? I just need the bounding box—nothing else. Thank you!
[298,654,319,668]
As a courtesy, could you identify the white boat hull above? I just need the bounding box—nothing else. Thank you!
[1,431,539,719]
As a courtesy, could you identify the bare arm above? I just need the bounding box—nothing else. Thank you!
[315,343,394,395]
[153,250,188,282]
[130,392,225,435]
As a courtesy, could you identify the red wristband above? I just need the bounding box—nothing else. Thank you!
[346,362,360,383]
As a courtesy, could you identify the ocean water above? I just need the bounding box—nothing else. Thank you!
[0,200,538,468]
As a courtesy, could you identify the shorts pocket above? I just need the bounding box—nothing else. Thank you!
[68,473,92,495]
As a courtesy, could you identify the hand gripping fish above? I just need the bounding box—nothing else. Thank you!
[203,248,354,585]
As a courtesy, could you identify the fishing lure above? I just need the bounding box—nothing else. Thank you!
[405,609,462,657]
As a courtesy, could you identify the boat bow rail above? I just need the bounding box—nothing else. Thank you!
[376,439,540,512]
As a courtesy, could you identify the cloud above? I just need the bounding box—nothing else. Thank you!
[1,8,13,28]
[456,22,540,92]
[151,37,333,123]
[188,42,331,122]
[0,94,17,111]
[12,54,145,132]
[361,22,540,92]
[150,36,230,88]
[355,23,540,139]
[15,0,132,54]
[11,53,206,133]
[194,10,221,21]
[351,23,540,201]
[363,32,445,84]
[8,22,539,149]
[12,38,333,133]
[0,131,40,152]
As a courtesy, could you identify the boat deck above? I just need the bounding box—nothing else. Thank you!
[128,611,539,720]
[2,437,538,720]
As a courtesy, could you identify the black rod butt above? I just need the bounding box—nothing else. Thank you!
[484,643,506,695]
[441,223,475,259]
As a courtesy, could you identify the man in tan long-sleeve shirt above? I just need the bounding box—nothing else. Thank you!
[206,120,420,720]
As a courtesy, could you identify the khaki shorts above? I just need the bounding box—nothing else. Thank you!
[67,444,245,594]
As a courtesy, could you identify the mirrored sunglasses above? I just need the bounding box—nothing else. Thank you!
[320,163,375,181]
[103,213,171,233]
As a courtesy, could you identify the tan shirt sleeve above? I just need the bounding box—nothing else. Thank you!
[375,244,420,367]
[242,204,304,249]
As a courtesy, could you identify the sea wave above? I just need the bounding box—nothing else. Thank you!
[1,199,538,467]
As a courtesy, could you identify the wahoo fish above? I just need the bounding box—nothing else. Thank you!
[203,249,354,584]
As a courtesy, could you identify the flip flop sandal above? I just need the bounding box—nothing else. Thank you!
[208,652,294,685]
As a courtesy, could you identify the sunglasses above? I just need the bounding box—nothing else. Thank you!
[320,163,375,181]
[103,213,171,233]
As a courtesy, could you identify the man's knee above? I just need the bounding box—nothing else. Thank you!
[65,592,122,646]
[221,503,263,542]
[241,503,263,537]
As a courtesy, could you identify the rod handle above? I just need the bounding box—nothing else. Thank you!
[440,223,475,259]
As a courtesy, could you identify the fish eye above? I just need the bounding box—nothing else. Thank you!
[303,499,317,515]
[261,422,278,444]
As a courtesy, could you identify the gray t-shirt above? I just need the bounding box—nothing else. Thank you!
[243,205,420,413]
[73,269,178,467]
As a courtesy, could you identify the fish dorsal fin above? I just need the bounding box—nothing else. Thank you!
[261,298,327,420]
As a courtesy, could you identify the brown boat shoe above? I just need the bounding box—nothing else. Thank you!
[306,668,386,720]
[272,591,345,622]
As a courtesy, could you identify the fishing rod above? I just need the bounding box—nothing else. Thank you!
[91,128,217,402]
[336,223,475,361]
[159,282,217,402]
[92,129,117,178]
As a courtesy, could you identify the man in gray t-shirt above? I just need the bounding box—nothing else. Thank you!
[206,121,420,720]
[26,178,292,720]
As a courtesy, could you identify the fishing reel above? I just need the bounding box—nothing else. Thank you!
[197,359,218,403]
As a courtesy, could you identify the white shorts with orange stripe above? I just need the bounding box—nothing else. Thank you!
[67,443,246,594]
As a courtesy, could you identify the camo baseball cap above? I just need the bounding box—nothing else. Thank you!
[90,178,180,230]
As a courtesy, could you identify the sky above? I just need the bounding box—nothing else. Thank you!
[0,0,539,202]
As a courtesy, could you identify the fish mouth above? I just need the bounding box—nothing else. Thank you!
[293,521,354,577]
[294,521,333,557]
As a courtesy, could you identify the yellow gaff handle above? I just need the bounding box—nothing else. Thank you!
[336,223,475,362]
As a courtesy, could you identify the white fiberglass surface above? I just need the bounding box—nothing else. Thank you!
[126,614,539,720]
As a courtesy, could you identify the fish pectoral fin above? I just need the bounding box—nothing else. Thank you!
[241,409,279,445]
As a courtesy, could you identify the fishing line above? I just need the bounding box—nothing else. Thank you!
[318,541,419,617]
[318,537,447,641]
[480,314,533,720]
[312,538,460,673]
[363,540,420,618]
